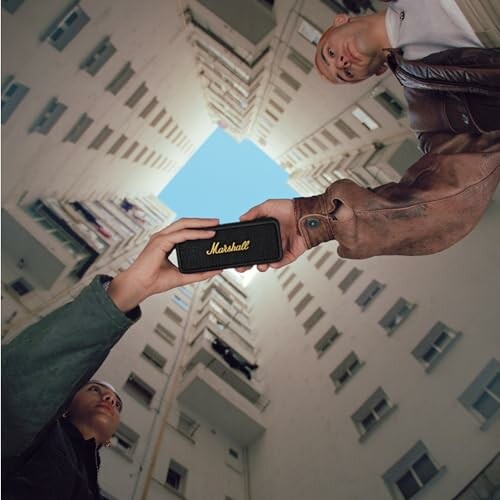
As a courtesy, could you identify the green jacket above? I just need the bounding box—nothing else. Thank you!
[2,276,140,463]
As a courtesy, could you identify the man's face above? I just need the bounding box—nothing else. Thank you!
[68,382,121,441]
[315,14,387,84]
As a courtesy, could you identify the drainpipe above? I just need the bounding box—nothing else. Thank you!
[243,446,252,500]
[138,282,201,500]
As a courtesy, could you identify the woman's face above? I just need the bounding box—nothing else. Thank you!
[67,383,121,443]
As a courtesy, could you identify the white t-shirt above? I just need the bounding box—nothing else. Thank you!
[385,0,484,60]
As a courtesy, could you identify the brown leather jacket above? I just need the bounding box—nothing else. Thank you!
[294,48,500,258]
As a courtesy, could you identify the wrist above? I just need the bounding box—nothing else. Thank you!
[294,190,337,249]
[107,271,148,312]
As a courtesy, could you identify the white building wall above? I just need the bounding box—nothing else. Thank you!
[2,0,215,205]
[246,196,500,500]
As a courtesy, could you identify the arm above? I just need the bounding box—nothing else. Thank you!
[2,218,220,460]
[240,134,500,263]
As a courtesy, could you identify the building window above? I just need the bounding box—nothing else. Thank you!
[297,16,322,45]
[88,125,113,150]
[306,247,321,261]
[320,0,348,14]
[1,77,29,124]
[111,422,139,458]
[351,388,397,441]
[47,5,90,51]
[9,277,33,296]
[314,326,341,357]
[373,89,405,119]
[121,140,139,159]
[379,298,415,335]
[124,373,155,407]
[356,280,385,310]
[287,48,313,74]
[295,293,313,315]
[159,117,173,134]
[166,460,188,494]
[172,294,189,311]
[330,352,363,391]
[178,286,193,298]
[282,272,296,289]
[30,98,67,134]
[134,146,148,163]
[273,85,291,104]
[335,119,360,140]
[106,62,135,95]
[177,412,198,438]
[459,358,500,428]
[383,441,445,500]
[265,109,279,122]
[315,250,333,269]
[352,106,380,130]
[321,128,341,146]
[164,306,183,325]
[139,97,159,119]
[143,150,156,165]
[338,267,362,293]
[150,108,166,127]
[81,37,116,76]
[279,70,301,91]
[303,307,325,332]
[269,99,284,114]
[325,259,345,279]
[125,82,148,108]
[107,134,127,155]
[2,0,24,14]
[288,282,303,301]
[166,125,178,139]
[312,136,328,152]
[64,113,94,143]
[141,344,166,370]
[412,322,462,371]
[154,323,176,345]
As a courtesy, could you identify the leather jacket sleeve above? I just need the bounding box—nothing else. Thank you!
[1,276,140,461]
[293,48,500,259]
[294,133,500,259]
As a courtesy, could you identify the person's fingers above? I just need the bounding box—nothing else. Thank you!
[235,266,253,273]
[257,263,269,272]
[269,253,296,269]
[177,269,222,285]
[155,217,219,236]
[152,228,216,253]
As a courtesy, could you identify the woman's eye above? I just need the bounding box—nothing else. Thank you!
[89,386,100,392]
[327,47,335,57]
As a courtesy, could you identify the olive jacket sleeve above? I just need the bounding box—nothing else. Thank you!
[1,276,140,461]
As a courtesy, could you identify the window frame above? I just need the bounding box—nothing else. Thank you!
[46,4,90,52]
[351,387,398,442]
[412,321,462,372]
[383,441,446,500]
[459,358,500,429]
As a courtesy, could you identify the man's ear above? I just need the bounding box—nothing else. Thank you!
[333,14,350,28]
[375,64,388,76]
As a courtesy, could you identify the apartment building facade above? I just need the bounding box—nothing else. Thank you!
[2,1,499,500]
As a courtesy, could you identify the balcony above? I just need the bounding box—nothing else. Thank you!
[185,1,275,67]
[183,330,262,402]
[177,363,265,445]
[191,313,255,365]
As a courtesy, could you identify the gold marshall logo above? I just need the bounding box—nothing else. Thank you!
[206,240,250,255]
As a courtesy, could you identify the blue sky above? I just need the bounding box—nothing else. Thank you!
[159,128,298,223]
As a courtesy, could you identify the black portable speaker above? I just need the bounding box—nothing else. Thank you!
[176,218,282,273]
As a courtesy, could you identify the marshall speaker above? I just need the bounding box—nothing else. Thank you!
[176,218,282,273]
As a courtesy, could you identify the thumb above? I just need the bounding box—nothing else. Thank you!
[240,204,265,221]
